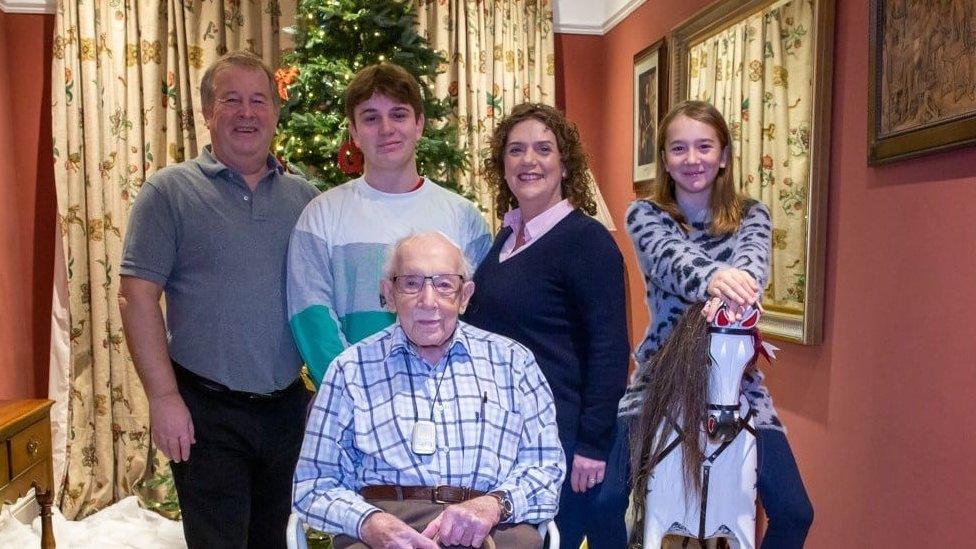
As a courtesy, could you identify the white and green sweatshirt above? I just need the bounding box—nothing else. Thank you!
[286,176,491,386]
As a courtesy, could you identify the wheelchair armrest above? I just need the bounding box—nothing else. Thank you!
[286,512,307,549]
[537,519,560,548]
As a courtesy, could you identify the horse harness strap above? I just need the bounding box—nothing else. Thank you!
[648,409,760,543]
[652,418,686,467]
[740,407,758,437]
[697,407,758,543]
[707,326,754,336]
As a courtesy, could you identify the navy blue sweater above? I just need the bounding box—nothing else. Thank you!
[464,209,630,460]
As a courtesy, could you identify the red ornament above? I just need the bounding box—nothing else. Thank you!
[274,66,300,101]
[337,139,364,175]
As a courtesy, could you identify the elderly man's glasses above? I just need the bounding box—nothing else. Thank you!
[392,274,464,296]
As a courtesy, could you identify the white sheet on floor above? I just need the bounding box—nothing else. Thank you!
[0,496,186,548]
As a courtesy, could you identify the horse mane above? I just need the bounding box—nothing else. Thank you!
[629,301,711,546]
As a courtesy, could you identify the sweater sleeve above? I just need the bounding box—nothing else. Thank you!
[564,222,630,460]
[625,200,726,302]
[461,201,493,269]
[730,201,772,290]
[287,203,349,387]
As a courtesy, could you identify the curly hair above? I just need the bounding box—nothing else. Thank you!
[483,103,596,222]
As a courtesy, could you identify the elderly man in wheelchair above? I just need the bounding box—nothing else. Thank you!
[290,233,565,548]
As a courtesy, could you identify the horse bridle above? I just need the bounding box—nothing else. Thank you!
[704,325,759,441]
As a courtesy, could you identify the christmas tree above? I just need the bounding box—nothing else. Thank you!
[274,0,468,193]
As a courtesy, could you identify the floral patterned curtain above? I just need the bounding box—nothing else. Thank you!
[687,0,813,313]
[51,0,293,519]
[413,0,556,226]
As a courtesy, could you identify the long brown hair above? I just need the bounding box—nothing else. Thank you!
[652,100,745,235]
[629,302,711,546]
[483,103,596,222]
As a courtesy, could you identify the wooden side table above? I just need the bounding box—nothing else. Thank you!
[0,399,56,548]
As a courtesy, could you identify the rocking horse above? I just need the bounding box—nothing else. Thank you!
[630,302,772,549]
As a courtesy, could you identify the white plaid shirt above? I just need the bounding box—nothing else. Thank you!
[292,321,566,538]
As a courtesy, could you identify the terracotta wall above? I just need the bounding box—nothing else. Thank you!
[557,1,976,546]
[0,11,57,399]
[4,3,976,542]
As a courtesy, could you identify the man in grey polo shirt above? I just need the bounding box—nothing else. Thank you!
[118,51,318,549]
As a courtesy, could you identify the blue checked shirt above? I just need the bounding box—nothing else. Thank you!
[292,321,566,539]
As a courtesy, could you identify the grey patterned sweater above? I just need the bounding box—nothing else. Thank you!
[617,198,784,432]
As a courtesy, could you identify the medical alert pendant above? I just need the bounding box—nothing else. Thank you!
[411,420,436,455]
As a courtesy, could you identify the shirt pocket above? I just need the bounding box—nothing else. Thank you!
[353,392,427,474]
[469,402,524,482]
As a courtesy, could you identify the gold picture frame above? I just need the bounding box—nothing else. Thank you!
[633,38,668,197]
[868,0,976,164]
[670,0,835,345]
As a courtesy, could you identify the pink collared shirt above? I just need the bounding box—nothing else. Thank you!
[499,199,574,262]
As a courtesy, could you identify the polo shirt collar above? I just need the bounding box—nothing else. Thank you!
[195,145,284,179]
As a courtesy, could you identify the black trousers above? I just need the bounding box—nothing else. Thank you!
[170,374,309,549]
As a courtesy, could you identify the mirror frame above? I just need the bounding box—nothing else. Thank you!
[669,0,835,345]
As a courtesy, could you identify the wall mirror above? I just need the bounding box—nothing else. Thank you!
[670,0,835,344]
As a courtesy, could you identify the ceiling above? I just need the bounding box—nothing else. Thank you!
[554,0,646,35]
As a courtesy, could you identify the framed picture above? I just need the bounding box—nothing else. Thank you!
[633,38,667,196]
[868,0,976,164]
[670,0,835,345]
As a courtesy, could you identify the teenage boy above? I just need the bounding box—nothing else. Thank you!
[287,62,491,386]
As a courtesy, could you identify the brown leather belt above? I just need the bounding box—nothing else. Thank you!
[360,485,486,504]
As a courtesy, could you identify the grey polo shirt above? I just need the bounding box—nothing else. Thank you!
[121,147,319,393]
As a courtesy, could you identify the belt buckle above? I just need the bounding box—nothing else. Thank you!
[247,387,285,400]
[432,485,461,504]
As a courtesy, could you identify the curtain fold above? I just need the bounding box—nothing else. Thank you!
[687,0,814,313]
[50,0,292,519]
[414,0,556,226]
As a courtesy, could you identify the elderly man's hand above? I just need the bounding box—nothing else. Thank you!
[420,495,501,547]
[360,512,439,549]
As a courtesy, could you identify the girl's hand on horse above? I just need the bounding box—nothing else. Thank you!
[570,453,606,493]
[707,268,760,308]
[702,296,761,322]
[702,297,723,322]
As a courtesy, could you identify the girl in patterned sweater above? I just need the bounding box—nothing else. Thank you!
[620,101,813,547]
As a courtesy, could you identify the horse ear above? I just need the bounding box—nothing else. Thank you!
[715,306,731,327]
[740,307,760,329]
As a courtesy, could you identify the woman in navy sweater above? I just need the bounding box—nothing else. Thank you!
[464,103,630,548]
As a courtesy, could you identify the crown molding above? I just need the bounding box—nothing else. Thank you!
[554,0,646,35]
[0,0,55,14]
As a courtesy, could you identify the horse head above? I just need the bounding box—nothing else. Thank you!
[705,304,761,442]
